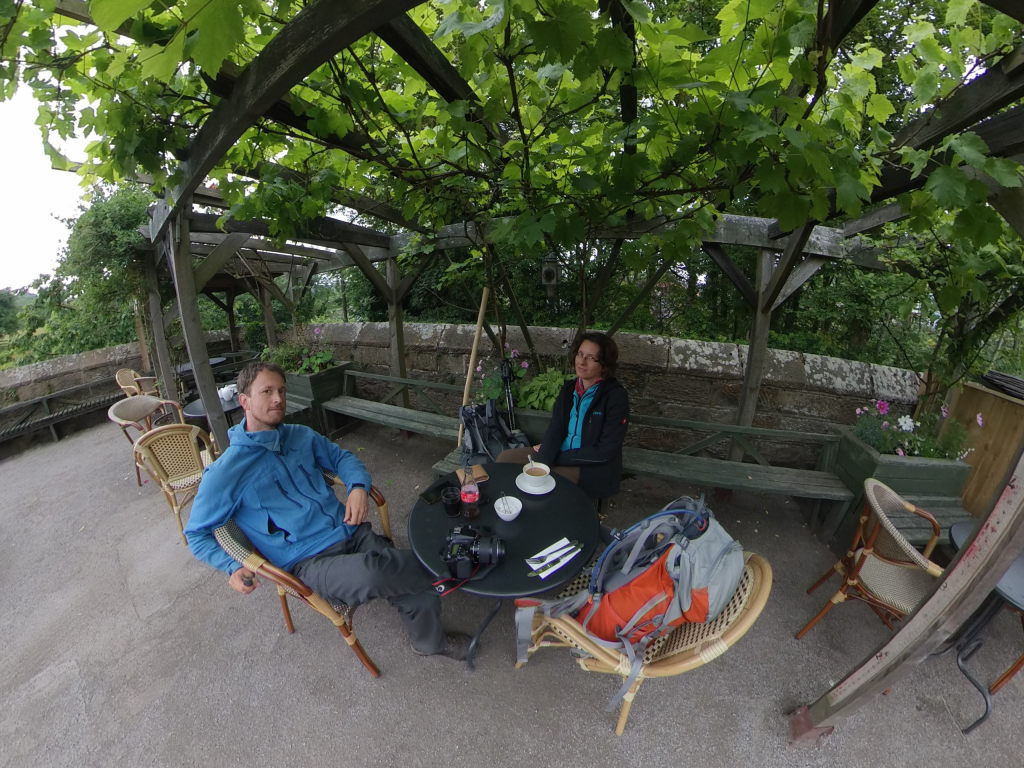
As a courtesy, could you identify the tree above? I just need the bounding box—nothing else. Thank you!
[3,185,153,365]
[0,289,18,336]
[1,1,1021,377]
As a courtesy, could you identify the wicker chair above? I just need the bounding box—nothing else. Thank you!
[115,368,160,397]
[211,476,391,678]
[516,552,772,735]
[796,478,943,639]
[107,395,186,486]
[133,424,217,544]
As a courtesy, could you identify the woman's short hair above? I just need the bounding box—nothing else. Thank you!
[237,362,286,396]
[573,331,619,378]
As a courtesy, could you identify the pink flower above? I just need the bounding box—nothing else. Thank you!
[476,364,482,373]
[521,360,529,369]
[896,447,905,456]
[855,407,864,416]
[941,404,949,418]
[313,326,323,336]
[976,413,984,428]
[876,400,890,415]
[510,349,520,358]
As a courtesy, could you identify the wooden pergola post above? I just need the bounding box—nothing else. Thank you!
[731,249,774,461]
[144,216,176,396]
[259,283,278,347]
[791,452,1024,741]
[169,201,230,449]
[385,250,409,407]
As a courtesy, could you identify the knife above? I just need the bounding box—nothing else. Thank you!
[526,540,578,566]
[526,546,581,578]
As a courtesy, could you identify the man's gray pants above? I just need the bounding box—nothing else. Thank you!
[292,523,444,654]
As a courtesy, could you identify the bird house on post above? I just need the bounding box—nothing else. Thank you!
[541,255,558,298]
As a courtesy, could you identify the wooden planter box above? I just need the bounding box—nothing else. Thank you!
[285,363,352,433]
[285,363,349,405]
[824,427,973,550]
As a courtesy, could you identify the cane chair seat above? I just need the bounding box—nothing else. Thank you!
[518,552,772,735]
[857,549,939,614]
[796,478,943,639]
[108,396,186,485]
[133,423,217,544]
[211,479,392,679]
[115,368,160,397]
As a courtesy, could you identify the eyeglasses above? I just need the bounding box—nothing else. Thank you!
[575,351,601,363]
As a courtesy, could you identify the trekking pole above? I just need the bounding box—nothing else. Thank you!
[501,357,517,429]
[458,285,490,448]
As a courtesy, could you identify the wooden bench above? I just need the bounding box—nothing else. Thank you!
[432,410,853,502]
[321,370,461,440]
[323,396,458,439]
[620,447,853,500]
[0,381,123,446]
[322,370,967,548]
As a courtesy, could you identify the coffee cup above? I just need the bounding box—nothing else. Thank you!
[520,461,551,490]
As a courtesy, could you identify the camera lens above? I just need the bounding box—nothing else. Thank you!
[471,536,505,565]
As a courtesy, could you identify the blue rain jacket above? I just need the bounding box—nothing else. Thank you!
[184,420,371,573]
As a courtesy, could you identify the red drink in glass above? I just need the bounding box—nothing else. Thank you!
[460,482,480,518]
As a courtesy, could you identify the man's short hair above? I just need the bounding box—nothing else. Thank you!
[237,362,286,396]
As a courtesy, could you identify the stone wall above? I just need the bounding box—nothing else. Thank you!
[1,323,918,466]
[319,322,919,466]
[0,331,231,404]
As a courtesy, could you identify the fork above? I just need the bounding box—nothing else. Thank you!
[526,540,580,565]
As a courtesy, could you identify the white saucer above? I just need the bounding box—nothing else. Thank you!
[515,473,555,495]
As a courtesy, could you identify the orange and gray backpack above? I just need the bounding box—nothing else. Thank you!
[515,496,744,707]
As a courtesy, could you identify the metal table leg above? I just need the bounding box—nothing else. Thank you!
[466,599,504,671]
[936,593,1006,733]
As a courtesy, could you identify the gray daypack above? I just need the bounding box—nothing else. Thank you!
[515,495,744,708]
[460,399,529,465]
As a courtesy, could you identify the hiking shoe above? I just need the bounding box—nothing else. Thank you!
[416,632,473,661]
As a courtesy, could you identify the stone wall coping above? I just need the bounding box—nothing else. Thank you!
[1,323,918,407]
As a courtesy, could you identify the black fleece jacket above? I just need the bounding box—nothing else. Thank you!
[536,377,630,499]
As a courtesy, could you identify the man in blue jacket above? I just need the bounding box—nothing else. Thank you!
[185,362,467,660]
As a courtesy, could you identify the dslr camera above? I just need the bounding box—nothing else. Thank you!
[442,525,505,579]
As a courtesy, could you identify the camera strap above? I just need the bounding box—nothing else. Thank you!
[431,561,501,595]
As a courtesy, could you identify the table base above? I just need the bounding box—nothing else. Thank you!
[466,600,504,671]
[935,592,1005,734]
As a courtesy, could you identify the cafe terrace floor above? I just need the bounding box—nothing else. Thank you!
[3,421,1022,767]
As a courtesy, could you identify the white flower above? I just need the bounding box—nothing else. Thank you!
[897,415,915,432]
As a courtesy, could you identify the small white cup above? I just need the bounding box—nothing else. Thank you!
[494,496,522,522]
[520,461,551,491]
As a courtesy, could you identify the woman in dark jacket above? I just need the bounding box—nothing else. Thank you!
[498,331,629,500]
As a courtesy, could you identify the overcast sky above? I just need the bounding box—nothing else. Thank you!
[0,88,88,292]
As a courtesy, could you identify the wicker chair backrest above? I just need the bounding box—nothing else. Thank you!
[864,479,931,567]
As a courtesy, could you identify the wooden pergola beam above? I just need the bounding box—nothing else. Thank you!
[893,43,1024,152]
[188,211,390,250]
[982,0,1024,23]
[150,0,422,240]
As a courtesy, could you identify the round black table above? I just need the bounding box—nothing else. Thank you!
[946,520,1024,733]
[183,394,243,426]
[409,462,600,667]
[175,356,226,375]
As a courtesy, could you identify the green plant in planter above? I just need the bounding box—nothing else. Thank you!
[852,399,977,460]
[518,368,572,411]
[475,348,529,403]
[260,325,336,374]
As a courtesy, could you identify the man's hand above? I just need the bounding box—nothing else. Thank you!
[344,486,370,525]
[228,568,259,594]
